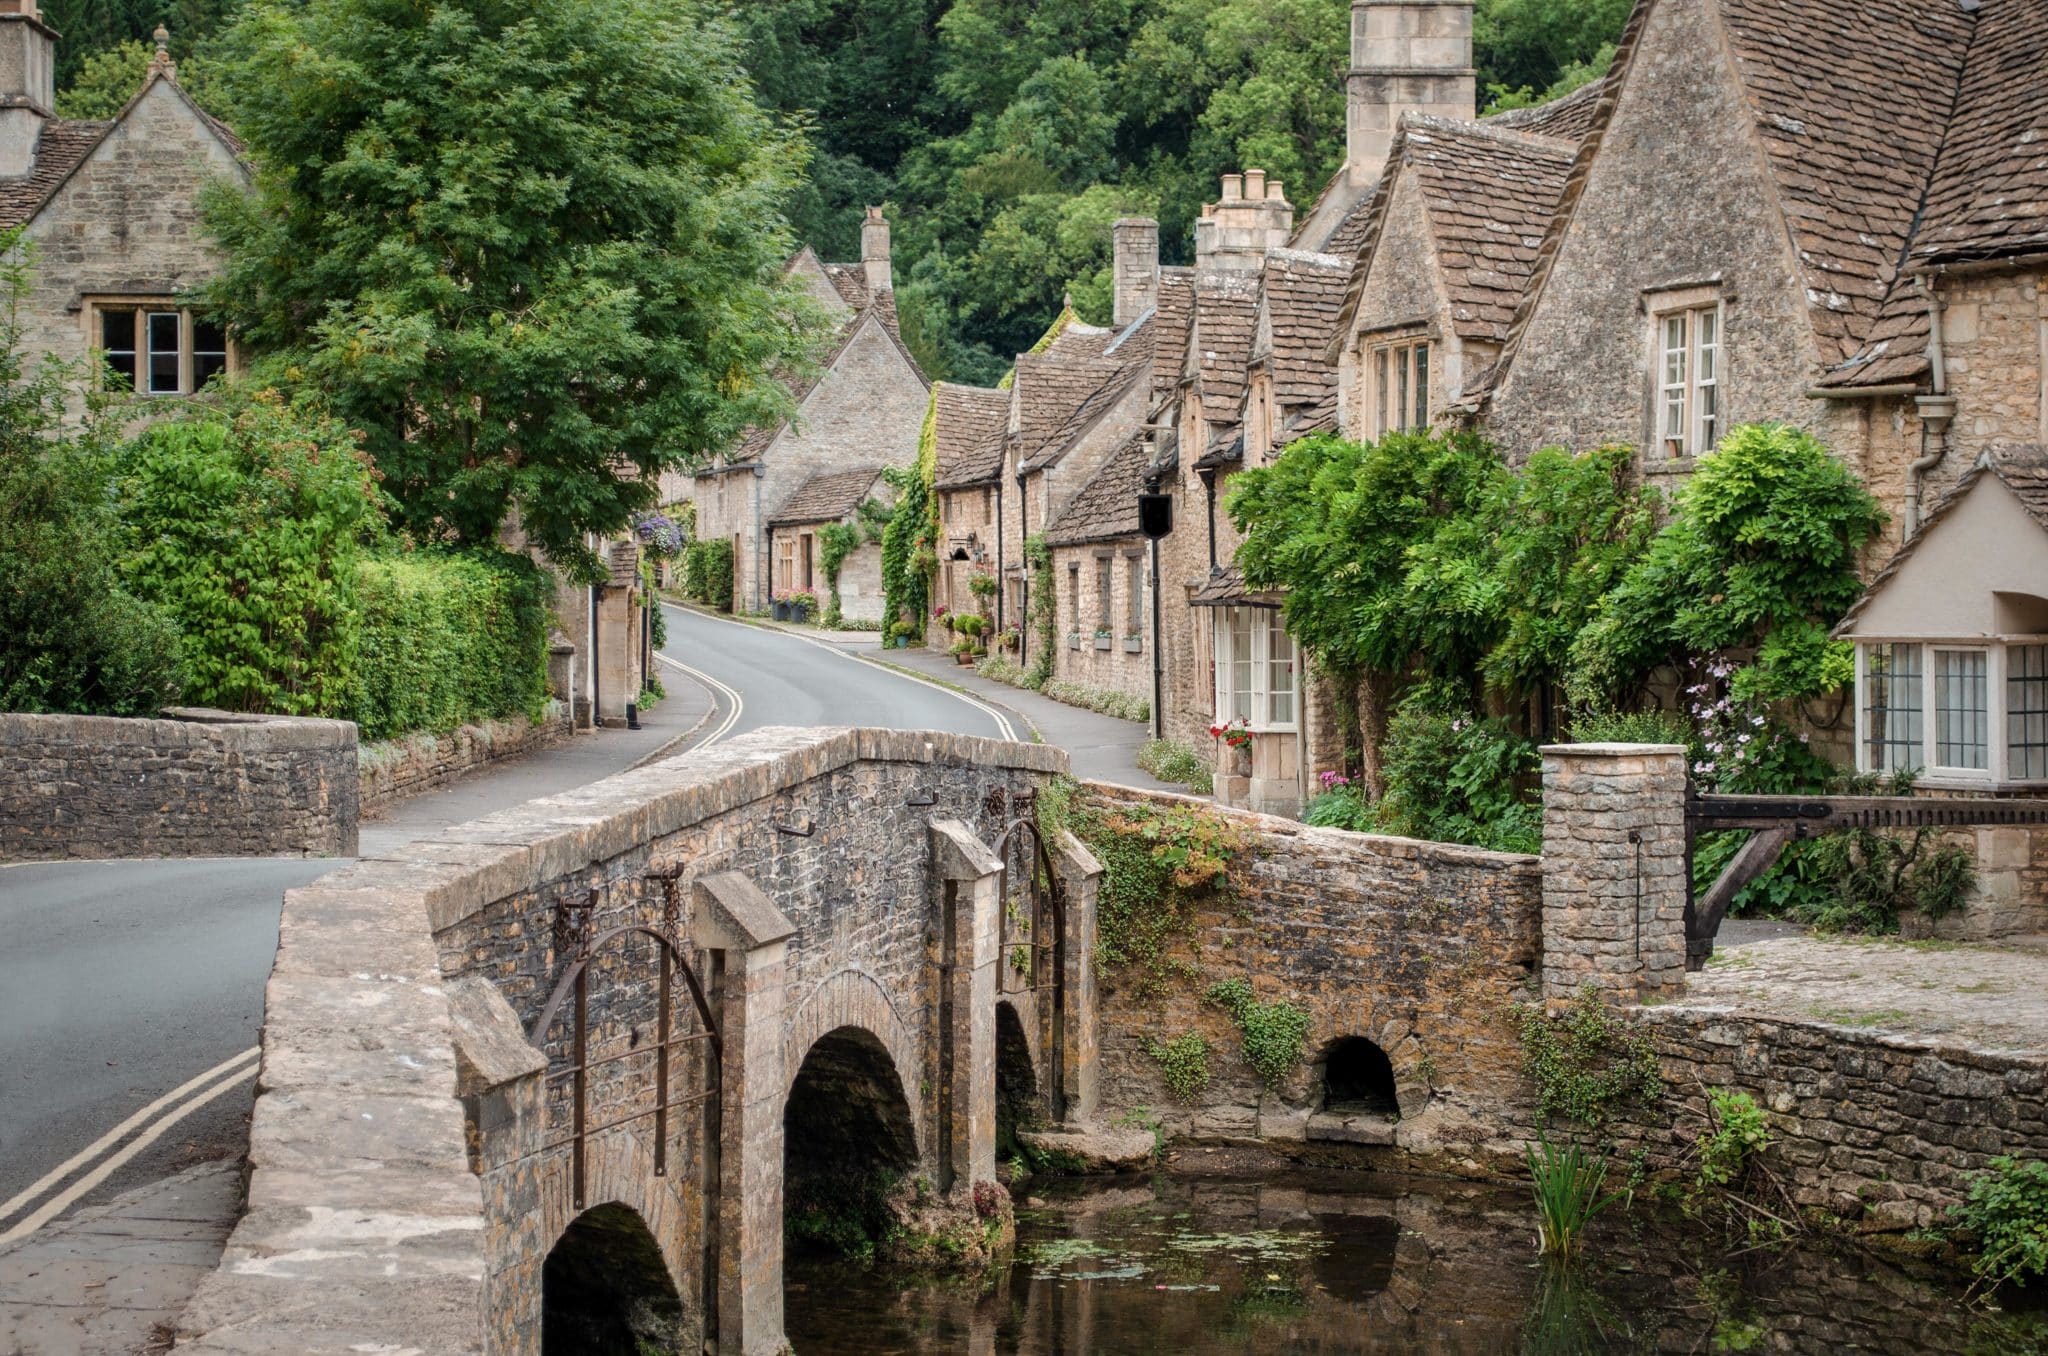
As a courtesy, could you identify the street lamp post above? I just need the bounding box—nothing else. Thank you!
[1138,481,1173,742]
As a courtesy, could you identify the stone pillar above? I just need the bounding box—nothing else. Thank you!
[1539,743,1689,1005]
[930,819,1002,1192]
[1112,218,1159,327]
[1347,1,1478,184]
[1052,829,1102,1126]
[692,873,797,1356]
[448,978,550,1356]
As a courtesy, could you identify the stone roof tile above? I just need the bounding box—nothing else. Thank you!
[769,465,885,527]
[1258,249,1350,404]
[931,383,1009,489]
[1193,273,1260,425]
[1912,0,2048,266]
[0,118,110,228]
[1043,434,1149,547]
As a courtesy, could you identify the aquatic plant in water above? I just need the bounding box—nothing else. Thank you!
[1527,1134,1624,1257]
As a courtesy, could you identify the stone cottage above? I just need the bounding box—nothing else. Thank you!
[691,210,928,614]
[764,464,892,622]
[0,9,243,395]
[929,381,1009,625]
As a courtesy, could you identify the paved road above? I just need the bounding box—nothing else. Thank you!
[657,602,1014,743]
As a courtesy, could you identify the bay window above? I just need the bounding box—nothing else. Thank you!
[1855,640,2048,785]
[1212,606,1296,732]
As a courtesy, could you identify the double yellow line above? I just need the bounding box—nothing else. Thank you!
[0,1044,259,1247]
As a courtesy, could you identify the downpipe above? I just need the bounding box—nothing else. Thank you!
[1905,277,1955,538]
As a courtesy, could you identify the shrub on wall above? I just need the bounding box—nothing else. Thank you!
[351,550,552,741]
[118,388,377,718]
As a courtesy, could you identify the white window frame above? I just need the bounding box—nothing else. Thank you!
[86,298,234,397]
[1853,638,2048,787]
[1211,605,1297,733]
[1650,294,1722,459]
[1368,337,1430,438]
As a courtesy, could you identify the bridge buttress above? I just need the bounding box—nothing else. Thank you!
[931,819,1004,1192]
[1052,829,1103,1126]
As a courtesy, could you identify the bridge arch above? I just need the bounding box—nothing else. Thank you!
[781,968,922,1138]
[783,1024,920,1257]
[541,1201,684,1355]
[994,999,1037,1145]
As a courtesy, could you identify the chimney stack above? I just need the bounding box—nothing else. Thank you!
[1194,172,1293,274]
[0,0,56,178]
[1347,0,1477,185]
[861,206,892,295]
[1112,217,1159,327]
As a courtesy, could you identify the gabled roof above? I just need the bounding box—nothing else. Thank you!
[725,287,926,464]
[1189,272,1260,425]
[1150,268,1196,405]
[1021,317,1155,474]
[1834,445,2048,632]
[930,383,1009,490]
[1911,0,2048,267]
[1043,433,1150,547]
[769,465,885,527]
[1256,249,1348,405]
[1010,348,1125,471]
[1482,75,1612,142]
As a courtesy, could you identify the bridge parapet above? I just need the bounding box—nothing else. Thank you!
[173,726,1072,1356]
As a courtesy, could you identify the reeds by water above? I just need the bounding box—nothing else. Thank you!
[1527,1134,1623,1257]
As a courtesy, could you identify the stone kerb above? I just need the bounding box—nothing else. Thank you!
[0,706,359,862]
[1539,743,1690,1006]
[172,726,1068,1356]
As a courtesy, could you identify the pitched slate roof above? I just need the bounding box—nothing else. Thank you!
[769,465,884,527]
[1191,272,1260,425]
[1483,75,1611,142]
[1151,269,1196,404]
[1043,434,1150,546]
[0,118,110,227]
[1190,566,1283,609]
[1021,319,1156,474]
[1911,0,2048,268]
[1834,445,2048,632]
[1258,249,1349,404]
[1010,347,1125,472]
[931,383,1009,490]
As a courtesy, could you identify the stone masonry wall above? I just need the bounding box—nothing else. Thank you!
[1082,783,1543,1170]
[1049,540,1150,700]
[0,708,357,861]
[358,710,571,819]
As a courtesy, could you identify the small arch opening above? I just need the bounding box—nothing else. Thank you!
[995,1001,1037,1158]
[1322,1037,1399,1117]
[783,1025,919,1260]
[541,1202,683,1355]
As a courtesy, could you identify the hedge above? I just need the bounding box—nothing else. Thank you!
[352,550,552,742]
[682,537,734,611]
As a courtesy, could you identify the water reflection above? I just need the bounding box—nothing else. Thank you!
[783,1169,2048,1355]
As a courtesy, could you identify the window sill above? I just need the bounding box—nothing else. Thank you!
[1642,455,1700,477]
[1904,775,2048,795]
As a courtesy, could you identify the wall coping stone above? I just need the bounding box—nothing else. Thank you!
[1538,742,1689,757]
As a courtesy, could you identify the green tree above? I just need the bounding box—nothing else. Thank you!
[52,38,224,119]
[200,0,825,575]
[1474,0,1631,111]
[0,234,185,716]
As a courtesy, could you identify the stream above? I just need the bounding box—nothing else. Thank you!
[783,1167,2047,1354]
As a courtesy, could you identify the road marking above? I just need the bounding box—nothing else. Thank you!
[659,602,1017,742]
[655,650,743,748]
[0,1048,259,1246]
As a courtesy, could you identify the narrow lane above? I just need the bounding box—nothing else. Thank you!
[657,602,1013,742]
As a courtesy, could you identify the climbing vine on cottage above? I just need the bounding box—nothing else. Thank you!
[880,390,938,641]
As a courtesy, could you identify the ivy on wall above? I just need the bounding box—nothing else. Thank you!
[880,388,938,641]
[818,497,892,628]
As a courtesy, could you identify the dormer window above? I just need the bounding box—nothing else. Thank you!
[93,300,231,396]
[1369,338,1429,438]
[1653,299,1720,458]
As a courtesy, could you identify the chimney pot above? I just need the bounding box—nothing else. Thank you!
[1221,174,1243,202]
[1267,181,1285,202]
[1244,169,1267,199]
[860,205,892,295]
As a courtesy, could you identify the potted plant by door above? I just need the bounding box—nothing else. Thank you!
[785,589,817,625]
[1210,718,1253,778]
[770,590,791,622]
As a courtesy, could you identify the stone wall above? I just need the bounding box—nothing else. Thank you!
[1082,782,1543,1170]
[358,710,571,818]
[1048,540,1150,699]
[0,707,357,861]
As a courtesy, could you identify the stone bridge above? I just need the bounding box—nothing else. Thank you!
[171,727,1099,1356]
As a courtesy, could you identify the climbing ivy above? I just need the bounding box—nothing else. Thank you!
[880,389,938,640]
[1148,1031,1211,1104]
[1516,988,1664,1133]
[1205,979,1311,1088]
[818,496,892,628]
[1023,532,1058,688]
[1039,778,1250,997]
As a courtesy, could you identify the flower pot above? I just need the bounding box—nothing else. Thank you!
[790,604,811,625]
[1094,633,1112,650]
[1228,743,1252,778]
[894,636,909,649]
[956,651,976,666]
[771,600,790,621]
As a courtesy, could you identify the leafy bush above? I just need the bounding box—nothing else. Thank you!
[0,236,184,716]
[1376,690,1542,853]
[1138,738,1213,794]
[1205,979,1311,1087]
[118,389,376,718]
[682,537,734,610]
[1303,780,1370,829]
[1041,677,1149,723]
[1568,707,1691,746]
[1951,1156,2048,1291]
[1148,1031,1210,1104]
[1690,1088,1771,1199]
[351,550,552,741]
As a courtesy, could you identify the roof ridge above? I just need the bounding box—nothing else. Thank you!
[1403,109,1578,153]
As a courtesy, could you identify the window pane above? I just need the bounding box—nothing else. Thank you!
[147,311,181,394]
[1229,609,1254,724]
[1413,344,1429,429]
[193,318,228,389]
[1395,348,1409,431]
[100,308,136,387]
[1934,649,1988,770]
[1096,559,1112,627]
[2009,644,2048,780]
[1694,308,1719,452]
[1266,614,1294,727]
[1864,643,1923,773]
[1374,348,1388,436]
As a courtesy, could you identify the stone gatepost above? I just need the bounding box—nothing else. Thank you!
[1053,829,1103,1126]
[692,872,796,1356]
[1539,743,1690,1005]
[930,819,1003,1192]
[448,978,550,1356]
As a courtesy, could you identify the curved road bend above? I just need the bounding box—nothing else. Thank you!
[0,610,1010,1240]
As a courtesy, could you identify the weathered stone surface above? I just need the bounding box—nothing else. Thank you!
[0,709,358,861]
[358,711,571,819]
[1018,1123,1156,1172]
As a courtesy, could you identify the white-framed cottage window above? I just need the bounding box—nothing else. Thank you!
[1370,338,1430,438]
[1855,639,2048,785]
[1654,302,1720,458]
[1212,606,1297,732]
[91,300,231,396]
